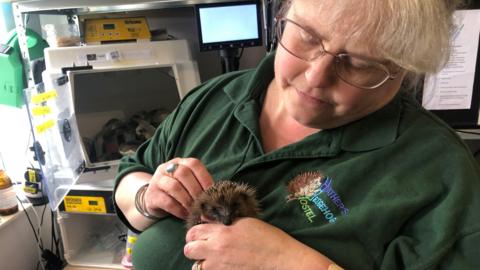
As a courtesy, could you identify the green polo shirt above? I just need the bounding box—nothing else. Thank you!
[114,52,480,270]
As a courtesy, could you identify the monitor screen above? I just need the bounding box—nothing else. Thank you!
[195,1,262,51]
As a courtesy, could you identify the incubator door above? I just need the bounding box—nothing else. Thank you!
[24,73,86,210]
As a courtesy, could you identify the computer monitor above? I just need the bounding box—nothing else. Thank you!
[195,1,263,51]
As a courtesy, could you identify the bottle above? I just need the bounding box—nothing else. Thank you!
[0,170,19,215]
[121,229,138,269]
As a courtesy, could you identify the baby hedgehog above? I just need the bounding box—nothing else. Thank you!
[186,180,260,229]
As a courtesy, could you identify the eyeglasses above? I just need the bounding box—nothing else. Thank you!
[276,17,399,90]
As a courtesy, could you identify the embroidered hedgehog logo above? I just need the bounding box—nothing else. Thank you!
[287,171,349,224]
[287,171,324,201]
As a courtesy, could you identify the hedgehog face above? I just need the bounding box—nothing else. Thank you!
[186,181,260,229]
[200,192,247,225]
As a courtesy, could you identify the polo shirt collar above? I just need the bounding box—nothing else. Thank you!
[223,51,275,104]
[339,93,402,152]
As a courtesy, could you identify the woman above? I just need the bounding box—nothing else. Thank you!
[115,0,480,269]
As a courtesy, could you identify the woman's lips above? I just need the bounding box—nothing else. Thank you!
[295,87,330,106]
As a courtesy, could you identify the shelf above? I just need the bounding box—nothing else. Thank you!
[65,244,125,269]
[0,201,32,229]
[13,0,241,14]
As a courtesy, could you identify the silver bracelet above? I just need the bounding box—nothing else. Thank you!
[134,183,160,219]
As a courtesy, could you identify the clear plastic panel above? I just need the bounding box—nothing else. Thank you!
[24,73,85,210]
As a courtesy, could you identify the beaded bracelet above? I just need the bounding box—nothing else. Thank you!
[134,183,160,219]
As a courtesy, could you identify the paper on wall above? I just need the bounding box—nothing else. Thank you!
[423,9,480,110]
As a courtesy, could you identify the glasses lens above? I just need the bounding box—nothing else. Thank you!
[277,18,392,89]
[277,19,322,61]
[335,54,390,89]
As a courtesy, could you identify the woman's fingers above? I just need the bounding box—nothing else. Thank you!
[144,157,214,219]
[184,239,209,261]
[179,158,214,191]
[159,171,193,206]
[144,187,188,219]
[170,162,204,199]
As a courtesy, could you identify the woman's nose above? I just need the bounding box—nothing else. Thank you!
[304,53,337,88]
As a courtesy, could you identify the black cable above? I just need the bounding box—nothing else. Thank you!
[38,204,47,250]
[51,210,56,252]
[41,210,63,270]
[238,47,245,59]
[51,210,59,255]
[51,210,61,258]
[40,204,47,228]
[16,195,42,249]
[51,209,55,251]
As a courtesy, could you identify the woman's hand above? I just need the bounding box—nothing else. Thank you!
[184,218,335,270]
[144,157,214,220]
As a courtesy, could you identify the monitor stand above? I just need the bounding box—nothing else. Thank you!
[220,48,240,73]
